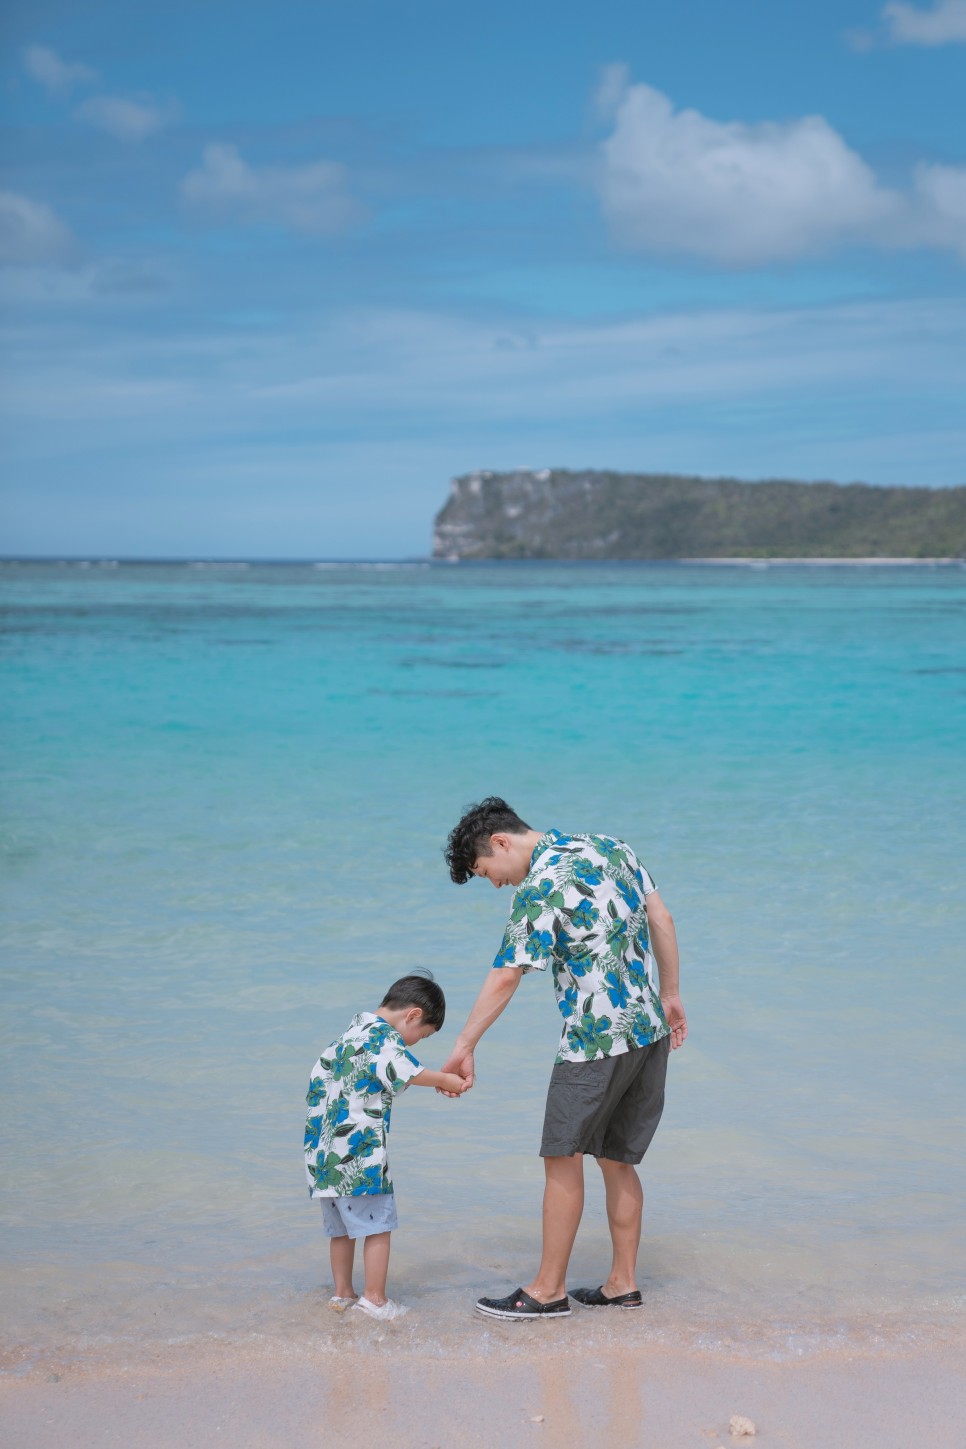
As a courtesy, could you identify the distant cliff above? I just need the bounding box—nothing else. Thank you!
[432,469,966,560]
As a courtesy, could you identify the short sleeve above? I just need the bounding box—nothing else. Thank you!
[493,884,560,974]
[374,1036,424,1096]
[624,847,657,896]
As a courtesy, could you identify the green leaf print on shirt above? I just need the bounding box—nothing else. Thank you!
[565,1010,614,1060]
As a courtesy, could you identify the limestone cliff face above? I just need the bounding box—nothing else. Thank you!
[432,468,966,560]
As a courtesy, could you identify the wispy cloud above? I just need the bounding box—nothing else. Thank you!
[595,72,966,266]
[182,143,362,235]
[23,40,176,142]
[847,0,966,48]
[3,293,963,553]
[74,94,175,142]
[0,192,75,268]
[883,0,966,44]
[22,44,98,97]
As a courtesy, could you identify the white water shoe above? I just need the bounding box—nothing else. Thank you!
[352,1296,410,1321]
[328,1295,358,1312]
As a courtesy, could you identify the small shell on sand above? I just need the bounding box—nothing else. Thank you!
[729,1415,757,1437]
[530,1415,545,1424]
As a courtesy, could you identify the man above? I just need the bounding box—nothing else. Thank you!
[440,796,687,1320]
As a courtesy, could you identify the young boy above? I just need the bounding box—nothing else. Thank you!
[304,972,467,1321]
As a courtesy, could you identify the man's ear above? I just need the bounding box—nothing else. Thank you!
[490,831,510,853]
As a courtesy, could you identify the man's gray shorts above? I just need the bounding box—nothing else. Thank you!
[540,1036,670,1163]
[320,1194,399,1239]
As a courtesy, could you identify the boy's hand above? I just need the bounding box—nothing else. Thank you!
[439,1072,470,1096]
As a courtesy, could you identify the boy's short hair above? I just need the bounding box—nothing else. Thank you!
[444,796,531,885]
[379,971,446,1030]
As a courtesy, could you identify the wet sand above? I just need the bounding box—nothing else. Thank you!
[3,1337,964,1449]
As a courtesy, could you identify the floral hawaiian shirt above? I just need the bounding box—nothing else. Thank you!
[493,830,670,1064]
[304,1012,424,1198]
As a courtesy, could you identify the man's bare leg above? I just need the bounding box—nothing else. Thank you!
[523,1153,584,1302]
[597,1157,643,1296]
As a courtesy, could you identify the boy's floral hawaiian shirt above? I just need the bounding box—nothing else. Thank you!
[493,830,670,1064]
[304,1012,423,1198]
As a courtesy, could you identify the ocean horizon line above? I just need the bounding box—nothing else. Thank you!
[1,554,963,569]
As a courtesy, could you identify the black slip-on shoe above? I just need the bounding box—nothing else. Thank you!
[570,1285,643,1308]
[475,1287,571,1320]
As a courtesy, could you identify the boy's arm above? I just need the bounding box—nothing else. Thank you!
[410,1068,470,1093]
[646,890,687,1049]
[438,965,524,1093]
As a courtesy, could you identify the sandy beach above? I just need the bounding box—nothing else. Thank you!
[3,1332,965,1449]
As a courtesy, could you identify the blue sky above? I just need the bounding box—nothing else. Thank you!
[1,0,964,557]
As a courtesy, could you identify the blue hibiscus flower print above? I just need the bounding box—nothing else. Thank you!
[525,929,554,962]
[306,1076,327,1107]
[348,1127,380,1158]
[493,935,516,969]
[570,899,599,931]
[557,984,578,1019]
[573,857,604,886]
[352,1165,384,1196]
[355,1068,384,1095]
[626,958,647,990]
[628,1011,655,1048]
[603,969,630,1009]
[326,1096,350,1128]
[566,1011,614,1060]
[304,1116,324,1152]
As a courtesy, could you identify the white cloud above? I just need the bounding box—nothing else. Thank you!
[74,94,174,142]
[883,0,966,44]
[0,191,75,267]
[182,143,360,235]
[23,44,98,97]
[913,162,966,256]
[597,77,898,265]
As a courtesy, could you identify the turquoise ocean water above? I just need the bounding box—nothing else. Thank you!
[1,560,964,1368]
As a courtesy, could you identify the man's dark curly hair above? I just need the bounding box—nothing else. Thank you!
[444,796,532,884]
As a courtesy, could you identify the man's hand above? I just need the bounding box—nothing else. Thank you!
[437,1045,475,1097]
[661,994,688,1050]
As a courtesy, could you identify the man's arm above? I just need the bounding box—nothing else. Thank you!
[438,966,524,1093]
[646,890,688,1050]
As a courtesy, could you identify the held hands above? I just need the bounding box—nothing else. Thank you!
[439,1072,471,1096]
[436,1045,475,1098]
[661,994,688,1050]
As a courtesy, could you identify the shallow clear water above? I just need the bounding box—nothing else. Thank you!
[1,559,964,1366]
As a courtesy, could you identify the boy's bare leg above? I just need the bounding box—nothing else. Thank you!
[523,1154,584,1302]
[362,1231,391,1306]
[329,1234,356,1300]
[597,1158,643,1296]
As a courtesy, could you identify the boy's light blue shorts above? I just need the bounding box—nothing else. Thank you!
[320,1194,399,1239]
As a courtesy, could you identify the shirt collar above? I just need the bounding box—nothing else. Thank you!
[528,829,566,873]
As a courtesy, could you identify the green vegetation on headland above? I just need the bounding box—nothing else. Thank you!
[432,469,966,560]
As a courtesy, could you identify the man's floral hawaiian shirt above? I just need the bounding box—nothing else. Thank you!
[304,1012,423,1197]
[493,830,670,1064]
